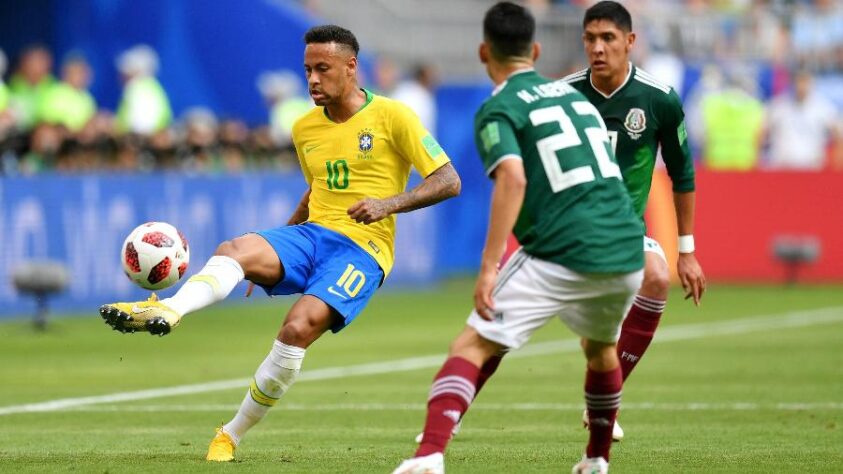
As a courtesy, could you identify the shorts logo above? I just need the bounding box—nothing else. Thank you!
[358,128,374,159]
[624,108,646,140]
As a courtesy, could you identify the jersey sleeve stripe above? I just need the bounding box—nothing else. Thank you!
[633,75,671,94]
[562,68,588,82]
[634,70,672,90]
[564,75,588,84]
[485,154,523,176]
[635,69,668,85]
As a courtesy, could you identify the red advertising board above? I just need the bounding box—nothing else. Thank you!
[646,170,843,282]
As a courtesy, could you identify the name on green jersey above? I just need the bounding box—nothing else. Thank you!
[516,81,577,104]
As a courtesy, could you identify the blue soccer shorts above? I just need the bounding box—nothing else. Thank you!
[255,223,384,333]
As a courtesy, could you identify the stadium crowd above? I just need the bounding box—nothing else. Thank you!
[1,0,841,175]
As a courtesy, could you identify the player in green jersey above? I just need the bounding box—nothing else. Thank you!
[455,1,708,444]
[563,0,706,439]
[394,3,643,473]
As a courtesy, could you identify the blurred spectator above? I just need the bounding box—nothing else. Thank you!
[791,0,843,72]
[20,123,65,174]
[181,107,221,172]
[147,127,179,169]
[737,0,789,65]
[0,49,16,138]
[392,63,438,134]
[115,45,172,135]
[39,53,96,132]
[766,70,841,170]
[373,56,399,96]
[0,49,9,114]
[218,119,251,172]
[257,71,312,148]
[637,25,686,94]
[8,45,55,130]
[700,67,765,170]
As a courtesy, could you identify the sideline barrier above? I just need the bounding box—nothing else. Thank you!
[0,173,440,317]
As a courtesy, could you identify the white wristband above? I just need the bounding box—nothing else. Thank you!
[678,235,695,254]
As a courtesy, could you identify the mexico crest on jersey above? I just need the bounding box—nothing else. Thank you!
[624,108,647,140]
[357,128,375,160]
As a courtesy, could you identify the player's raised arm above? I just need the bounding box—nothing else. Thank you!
[347,162,460,224]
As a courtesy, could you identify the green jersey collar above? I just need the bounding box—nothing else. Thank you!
[323,88,374,122]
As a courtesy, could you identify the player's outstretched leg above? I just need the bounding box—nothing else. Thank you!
[207,295,332,462]
[574,339,623,474]
[395,327,503,474]
[413,348,507,443]
[100,234,278,335]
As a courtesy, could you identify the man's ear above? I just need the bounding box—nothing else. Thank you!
[347,55,358,77]
[626,32,637,52]
[479,42,490,65]
[532,42,541,62]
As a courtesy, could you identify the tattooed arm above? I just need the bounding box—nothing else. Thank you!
[347,163,461,224]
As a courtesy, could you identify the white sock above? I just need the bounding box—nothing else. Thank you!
[160,255,244,316]
[222,340,306,445]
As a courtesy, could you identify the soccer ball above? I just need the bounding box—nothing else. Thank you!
[122,222,190,290]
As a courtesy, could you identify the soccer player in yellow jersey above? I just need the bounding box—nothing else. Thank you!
[98,25,461,462]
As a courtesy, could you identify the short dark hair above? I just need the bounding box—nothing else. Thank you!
[304,25,360,56]
[483,2,535,61]
[583,1,632,33]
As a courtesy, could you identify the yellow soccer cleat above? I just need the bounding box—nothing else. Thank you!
[206,428,236,462]
[98,293,182,336]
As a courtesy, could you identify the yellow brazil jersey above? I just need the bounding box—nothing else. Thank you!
[291,89,451,277]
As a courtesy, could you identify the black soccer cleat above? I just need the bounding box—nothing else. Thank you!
[99,305,136,334]
[145,317,172,337]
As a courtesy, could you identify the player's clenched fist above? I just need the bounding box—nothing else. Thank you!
[348,198,391,224]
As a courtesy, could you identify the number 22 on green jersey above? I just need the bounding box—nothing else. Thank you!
[529,100,621,193]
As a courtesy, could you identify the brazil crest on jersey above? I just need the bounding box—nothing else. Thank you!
[292,89,451,276]
[564,64,694,218]
[475,69,643,273]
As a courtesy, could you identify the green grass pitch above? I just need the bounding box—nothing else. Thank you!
[1,280,841,473]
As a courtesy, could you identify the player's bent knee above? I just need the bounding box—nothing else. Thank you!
[215,235,282,285]
[214,239,237,258]
[641,258,670,298]
[279,320,313,347]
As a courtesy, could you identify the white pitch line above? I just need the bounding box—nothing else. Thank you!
[1,306,841,416]
[58,402,843,413]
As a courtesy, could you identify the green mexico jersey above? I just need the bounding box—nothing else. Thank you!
[565,65,694,218]
[475,69,643,273]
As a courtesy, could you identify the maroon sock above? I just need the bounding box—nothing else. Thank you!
[475,351,506,393]
[616,295,665,381]
[584,366,623,461]
[415,357,480,457]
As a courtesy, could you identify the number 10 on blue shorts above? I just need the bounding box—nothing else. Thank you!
[255,223,384,333]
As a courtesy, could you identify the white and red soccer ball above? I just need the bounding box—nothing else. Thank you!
[122,222,190,290]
